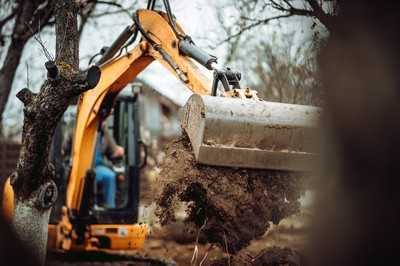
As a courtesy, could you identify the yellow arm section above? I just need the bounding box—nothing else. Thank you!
[67,9,213,211]
[66,47,153,210]
[1,178,14,221]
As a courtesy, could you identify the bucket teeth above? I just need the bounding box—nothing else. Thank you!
[181,94,320,171]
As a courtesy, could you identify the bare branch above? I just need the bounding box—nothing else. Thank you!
[305,0,334,30]
[16,88,36,106]
[271,0,333,30]
[28,24,54,61]
[21,1,55,41]
[25,62,30,89]
[78,1,96,36]
[0,6,19,31]
[86,0,133,18]
[217,14,292,46]
[96,0,124,9]
[89,9,128,18]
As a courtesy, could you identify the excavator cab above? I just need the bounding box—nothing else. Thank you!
[109,91,146,213]
[84,91,142,222]
[92,94,141,213]
[48,89,148,251]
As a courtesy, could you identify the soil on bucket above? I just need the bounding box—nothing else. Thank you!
[155,134,307,254]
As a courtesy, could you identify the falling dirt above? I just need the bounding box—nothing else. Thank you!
[155,134,307,254]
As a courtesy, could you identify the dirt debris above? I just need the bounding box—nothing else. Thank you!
[209,247,302,266]
[155,134,307,254]
[45,251,174,266]
[251,247,302,266]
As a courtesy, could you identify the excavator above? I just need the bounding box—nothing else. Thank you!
[1,0,320,263]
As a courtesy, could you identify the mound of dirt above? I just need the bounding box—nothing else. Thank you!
[209,247,302,266]
[155,135,307,254]
[251,247,302,266]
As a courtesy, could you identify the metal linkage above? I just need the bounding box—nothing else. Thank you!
[95,24,138,66]
[211,68,241,96]
[178,37,217,70]
[154,44,189,83]
[147,0,156,10]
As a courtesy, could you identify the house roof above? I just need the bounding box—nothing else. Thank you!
[137,63,193,107]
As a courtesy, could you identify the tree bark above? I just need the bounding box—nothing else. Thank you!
[10,1,100,264]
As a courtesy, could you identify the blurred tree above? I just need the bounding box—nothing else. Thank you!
[311,1,400,265]
[251,35,321,105]
[218,0,336,46]
[215,0,333,105]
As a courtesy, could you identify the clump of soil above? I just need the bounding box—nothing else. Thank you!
[156,134,307,254]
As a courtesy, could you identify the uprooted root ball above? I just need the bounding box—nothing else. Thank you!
[155,134,307,254]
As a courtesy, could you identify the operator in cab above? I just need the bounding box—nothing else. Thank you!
[62,120,125,209]
[94,124,125,208]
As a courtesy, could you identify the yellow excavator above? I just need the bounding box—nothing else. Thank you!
[1,0,320,261]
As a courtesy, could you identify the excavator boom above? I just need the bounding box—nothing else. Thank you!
[66,9,215,211]
[68,8,320,212]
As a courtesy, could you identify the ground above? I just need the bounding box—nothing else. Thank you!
[46,211,309,266]
[140,208,310,265]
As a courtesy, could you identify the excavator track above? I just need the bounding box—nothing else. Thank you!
[46,251,176,266]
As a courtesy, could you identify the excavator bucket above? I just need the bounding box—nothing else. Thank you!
[181,94,320,171]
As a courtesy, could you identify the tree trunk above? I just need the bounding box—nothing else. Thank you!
[310,1,400,265]
[13,189,54,265]
[10,0,100,264]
